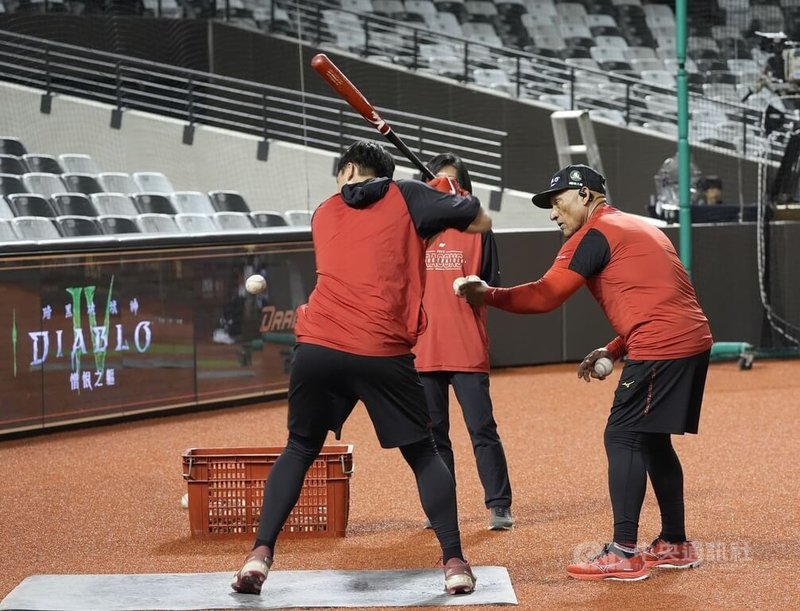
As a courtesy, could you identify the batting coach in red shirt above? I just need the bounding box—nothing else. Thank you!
[458,164,713,582]
[231,140,492,597]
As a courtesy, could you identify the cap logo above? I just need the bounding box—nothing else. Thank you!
[550,175,560,186]
[569,169,582,182]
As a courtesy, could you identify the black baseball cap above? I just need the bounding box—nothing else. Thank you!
[531,164,607,209]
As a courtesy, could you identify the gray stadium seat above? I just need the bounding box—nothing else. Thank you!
[0,197,14,220]
[21,172,67,200]
[0,218,19,242]
[250,211,289,227]
[0,173,26,197]
[170,191,216,215]
[133,192,176,215]
[12,216,61,240]
[132,171,175,194]
[0,137,27,156]
[7,193,57,217]
[136,213,180,234]
[97,172,138,194]
[208,190,251,213]
[97,215,140,235]
[58,153,101,174]
[22,154,64,174]
[284,209,313,226]
[174,213,218,233]
[52,193,99,217]
[213,211,254,230]
[61,173,104,195]
[0,155,27,175]
[56,215,103,237]
[90,193,139,216]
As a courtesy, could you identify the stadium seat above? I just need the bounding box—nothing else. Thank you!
[132,171,175,194]
[22,172,67,200]
[90,193,140,217]
[0,197,15,220]
[0,218,19,242]
[170,191,216,214]
[7,194,58,218]
[56,215,103,237]
[52,193,99,217]
[0,138,27,156]
[0,174,26,197]
[174,213,219,233]
[250,211,289,227]
[284,210,313,226]
[585,14,617,28]
[97,215,141,235]
[22,154,64,174]
[213,211,254,230]
[97,172,139,194]
[58,153,101,174]
[136,213,179,234]
[61,173,104,195]
[12,216,61,240]
[133,193,176,215]
[208,190,251,213]
[0,155,27,175]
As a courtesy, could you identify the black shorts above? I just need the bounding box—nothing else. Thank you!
[287,343,432,448]
[606,349,710,434]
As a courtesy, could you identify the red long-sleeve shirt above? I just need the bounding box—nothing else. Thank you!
[484,205,712,360]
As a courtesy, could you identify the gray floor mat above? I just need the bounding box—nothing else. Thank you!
[0,566,517,610]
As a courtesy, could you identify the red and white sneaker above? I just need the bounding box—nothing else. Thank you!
[443,557,476,594]
[231,545,272,595]
[643,538,702,569]
[567,543,650,581]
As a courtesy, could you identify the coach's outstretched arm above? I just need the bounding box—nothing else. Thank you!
[458,265,584,311]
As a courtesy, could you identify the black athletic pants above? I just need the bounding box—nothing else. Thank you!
[604,430,687,546]
[421,372,512,509]
[255,430,464,562]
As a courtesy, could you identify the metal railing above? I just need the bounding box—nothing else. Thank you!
[0,29,508,187]
[265,0,791,163]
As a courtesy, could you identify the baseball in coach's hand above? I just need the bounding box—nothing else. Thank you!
[245,274,267,295]
[594,357,614,377]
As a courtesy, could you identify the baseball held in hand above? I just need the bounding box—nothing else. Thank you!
[452,275,484,295]
[594,357,614,377]
[245,274,267,295]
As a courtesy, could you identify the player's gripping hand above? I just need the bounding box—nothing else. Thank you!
[577,348,614,383]
[453,275,489,306]
[427,175,470,197]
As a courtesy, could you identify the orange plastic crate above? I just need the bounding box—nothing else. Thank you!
[182,445,354,538]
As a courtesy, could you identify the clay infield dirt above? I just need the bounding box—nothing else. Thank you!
[1,359,798,610]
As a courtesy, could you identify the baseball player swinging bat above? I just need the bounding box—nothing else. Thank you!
[311,53,436,181]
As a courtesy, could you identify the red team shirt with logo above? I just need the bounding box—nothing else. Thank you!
[413,230,490,372]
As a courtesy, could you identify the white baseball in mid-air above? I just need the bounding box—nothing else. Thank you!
[594,357,614,377]
[180,493,189,509]
[245,274,267,295]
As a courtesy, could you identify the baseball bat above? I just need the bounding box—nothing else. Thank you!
[310,53,436,181]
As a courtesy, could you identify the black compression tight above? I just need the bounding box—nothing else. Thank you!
[604,429,687,545]
[400,434,464,562]
[254,430,327,552]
